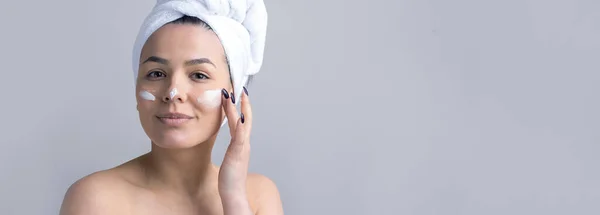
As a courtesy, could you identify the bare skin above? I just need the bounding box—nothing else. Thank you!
[59,23,283,215]
[58,155,281,215]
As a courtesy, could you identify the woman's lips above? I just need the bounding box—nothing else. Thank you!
[156,112,193,126]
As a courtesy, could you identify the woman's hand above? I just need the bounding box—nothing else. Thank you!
[218,87,253,215]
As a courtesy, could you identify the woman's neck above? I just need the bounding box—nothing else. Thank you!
[142,138,219,197]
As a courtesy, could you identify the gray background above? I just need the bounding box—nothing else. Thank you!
[1,0,599,214]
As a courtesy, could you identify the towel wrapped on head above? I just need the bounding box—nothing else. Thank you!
[132,0,268,126]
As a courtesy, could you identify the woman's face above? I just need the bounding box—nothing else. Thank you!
[136,23,230,149]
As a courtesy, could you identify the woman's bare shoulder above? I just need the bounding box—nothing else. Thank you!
[59,160,141,215]
[246,173,284,215]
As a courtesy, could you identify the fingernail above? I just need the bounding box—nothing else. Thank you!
[230,92,236,104]
[241,113,245,124]
[243,86,249,96]
[221,89,229,99]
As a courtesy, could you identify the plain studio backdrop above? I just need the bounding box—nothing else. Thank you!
[1,0,599,214]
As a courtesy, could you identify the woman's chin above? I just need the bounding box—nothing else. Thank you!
[153,140,197,149]
[142,121,220,149]
[149,132,206,149]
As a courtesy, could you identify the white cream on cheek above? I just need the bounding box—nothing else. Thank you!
[139,89,219,107]
[139,90,156,101]
[197,89,222,108]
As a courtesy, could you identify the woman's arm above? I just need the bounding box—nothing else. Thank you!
[218,89,283,215]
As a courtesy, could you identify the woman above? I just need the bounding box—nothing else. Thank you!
[59,0,283,214]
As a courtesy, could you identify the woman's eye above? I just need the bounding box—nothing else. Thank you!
[146,71,166,79]
[191,72,209,80]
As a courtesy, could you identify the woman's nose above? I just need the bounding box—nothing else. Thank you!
[162,87,185,103]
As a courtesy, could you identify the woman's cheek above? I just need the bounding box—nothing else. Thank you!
[139,90,157,101]
[196,89,222,109]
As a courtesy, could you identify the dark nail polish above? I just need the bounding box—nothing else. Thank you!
[222,89,229,99]
[241,113,245,124]
[231,92,236,104]
[243,86,249,96]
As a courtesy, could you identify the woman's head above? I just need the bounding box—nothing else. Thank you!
[131,0,268,149]
[136,16,230,149]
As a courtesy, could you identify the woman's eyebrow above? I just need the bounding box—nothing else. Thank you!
[185,58,216,68]
[143,56,169,65]
[142,56,216,68]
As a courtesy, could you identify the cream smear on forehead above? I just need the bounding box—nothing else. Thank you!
[197,89,222,108]
[139,90,156,101]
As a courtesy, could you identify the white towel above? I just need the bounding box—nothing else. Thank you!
[131,0,268,125]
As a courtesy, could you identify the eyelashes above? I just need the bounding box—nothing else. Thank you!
[146,70,166,79]
[145,70,210,81]
[190,73,209,80]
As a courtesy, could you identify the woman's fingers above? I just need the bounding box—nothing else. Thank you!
[225,116,249,162]
[240,86,252,135]
[221,88,240,136]
[219,115,250,195]
[218,86,253,196]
